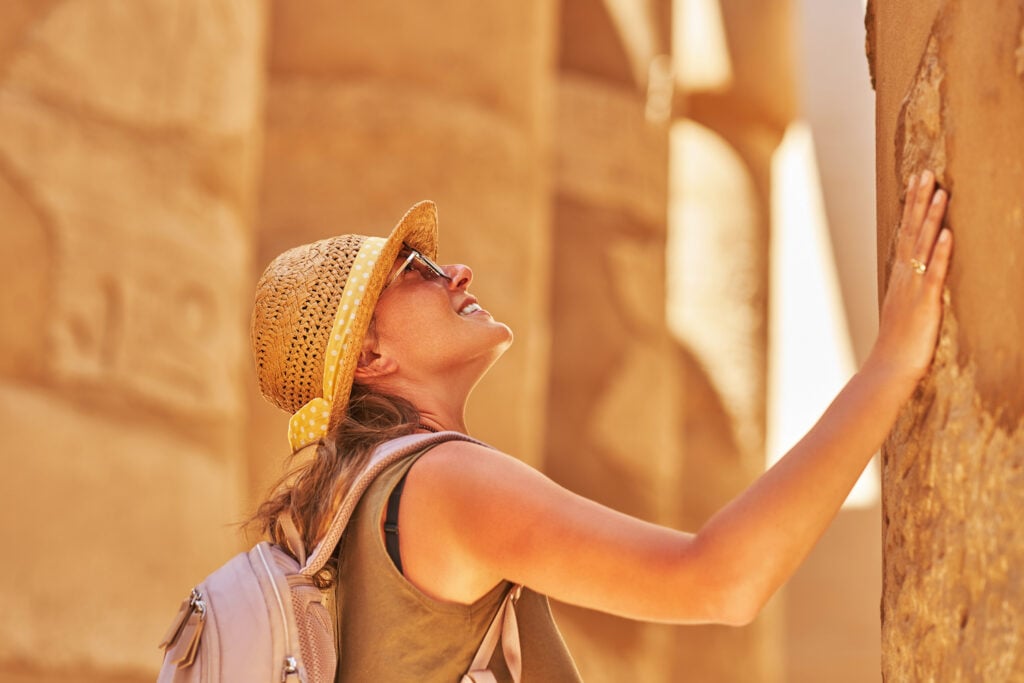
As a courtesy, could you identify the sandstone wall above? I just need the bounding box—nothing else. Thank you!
[0,2,266,681]
[870,0,1024,679]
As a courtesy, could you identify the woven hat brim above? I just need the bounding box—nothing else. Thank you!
[324,200,440,424]
[394,200,439,260]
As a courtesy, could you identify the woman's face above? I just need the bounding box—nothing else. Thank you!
[367,251,513,383]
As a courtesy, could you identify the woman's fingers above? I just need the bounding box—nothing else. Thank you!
[913,187,948,265]
[899,173,918,235]
[898,170,949,275]
[906,171,936,248]
[898,170,937,260]
[925,228,953,289]
[871,169,951,383]
[897,174,919,260]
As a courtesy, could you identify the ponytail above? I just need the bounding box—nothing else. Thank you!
[249,383,421,556]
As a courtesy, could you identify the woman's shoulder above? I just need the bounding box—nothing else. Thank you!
[412,438,549,499]
[386,438,543,604]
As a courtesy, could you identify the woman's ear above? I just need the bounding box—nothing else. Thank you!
[353,342,398,381]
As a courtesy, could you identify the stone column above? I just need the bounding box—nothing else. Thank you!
[665,0,794,680]
[252,0,557,497]
[870,1,1024,680]
[0,1,266,681]
[545,1,679,679]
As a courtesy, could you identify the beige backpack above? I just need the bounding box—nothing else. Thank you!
[157,431,524,682]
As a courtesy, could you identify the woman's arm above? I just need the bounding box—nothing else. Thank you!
[399,172,951,625]
[690,170,952,620]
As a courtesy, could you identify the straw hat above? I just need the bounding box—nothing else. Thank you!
[251,200,439,452]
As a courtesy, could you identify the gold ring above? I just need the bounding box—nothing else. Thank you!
[910,257,927,275]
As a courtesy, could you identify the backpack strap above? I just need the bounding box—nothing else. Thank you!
[461,584,524,683]
[278,513,307,566]
[301,430,486,576]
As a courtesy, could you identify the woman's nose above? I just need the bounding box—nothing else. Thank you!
[445,264,473,290]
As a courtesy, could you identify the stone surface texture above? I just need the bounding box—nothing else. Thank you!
[0,1,266,680]
[872,0,1024,680]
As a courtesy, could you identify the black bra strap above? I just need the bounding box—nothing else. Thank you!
[384,470,410,574]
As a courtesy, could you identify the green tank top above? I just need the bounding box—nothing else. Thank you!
[334,449,583,682]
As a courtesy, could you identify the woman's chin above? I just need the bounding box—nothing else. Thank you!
[480,322,514,364]
[458,318,513,365]
[494,322,514,349]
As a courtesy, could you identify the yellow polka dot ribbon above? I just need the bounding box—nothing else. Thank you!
[287,237,386,452]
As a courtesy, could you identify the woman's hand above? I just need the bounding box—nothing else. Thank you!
[867,170,953,387]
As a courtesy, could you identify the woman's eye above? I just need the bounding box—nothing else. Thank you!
[410,262,436,280]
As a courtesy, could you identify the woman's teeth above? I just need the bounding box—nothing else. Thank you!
[459,303,482,316]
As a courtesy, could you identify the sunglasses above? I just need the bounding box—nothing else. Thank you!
[384,246,452,290]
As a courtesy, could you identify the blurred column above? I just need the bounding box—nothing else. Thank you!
[252,0,557,496]
[0,1,266,681]
[545,1,688,681]
[666,0,795,680]
[870,1,1024,680]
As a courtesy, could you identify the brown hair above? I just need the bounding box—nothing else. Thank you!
[249,383,421,556]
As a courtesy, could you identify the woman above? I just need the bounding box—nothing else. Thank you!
[249,171,951,681]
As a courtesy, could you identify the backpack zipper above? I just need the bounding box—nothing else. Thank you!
[159,587,207,669]
[255,544,304,682]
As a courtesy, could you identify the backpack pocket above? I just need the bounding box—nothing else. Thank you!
[287,575,337,683]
